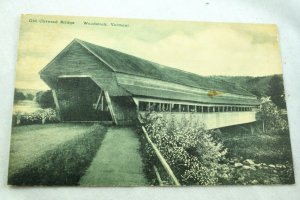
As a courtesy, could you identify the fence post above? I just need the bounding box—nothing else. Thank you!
[141,126,181,186]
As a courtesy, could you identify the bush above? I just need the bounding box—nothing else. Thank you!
[36,90,55,108]
[141,112,228,185]
[13,108,59,126]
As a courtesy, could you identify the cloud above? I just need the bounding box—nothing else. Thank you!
[15,16,283,90]
[108,26,282,76]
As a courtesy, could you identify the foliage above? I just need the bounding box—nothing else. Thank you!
[141,112,228,185]
[215,124,294,184]
[13,108,59,126]
[218,124,293,164]
[215,74,286,105]
[140,112,294,185]
[25,93,35,101]
[8,124,107,186]
[215,75,272,98]
[256,97,289,134]
[14,89,26,103]
[267,75,286,109]
[36,90,55,108]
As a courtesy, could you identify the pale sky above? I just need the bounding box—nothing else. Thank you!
[15,14,283,90]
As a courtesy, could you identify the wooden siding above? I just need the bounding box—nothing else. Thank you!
[117,73,256,100]
[40,40,114,90]
[117,73,259,106]
[110,96,137,125]
[139,111,257,130]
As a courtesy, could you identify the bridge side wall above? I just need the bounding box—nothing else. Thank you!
[139,111,257,129]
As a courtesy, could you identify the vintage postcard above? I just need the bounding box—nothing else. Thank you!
[8,14,294,186]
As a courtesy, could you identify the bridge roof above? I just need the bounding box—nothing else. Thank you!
[119,84,260,106]
[76,39,255,97]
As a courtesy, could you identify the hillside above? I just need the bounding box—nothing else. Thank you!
[211,75,279,97]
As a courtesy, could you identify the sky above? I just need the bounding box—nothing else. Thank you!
[15,14,283,90]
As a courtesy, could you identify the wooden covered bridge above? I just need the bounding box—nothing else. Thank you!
[40,39,259,129]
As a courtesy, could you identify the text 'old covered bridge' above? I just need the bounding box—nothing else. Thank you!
[40,39,259,129]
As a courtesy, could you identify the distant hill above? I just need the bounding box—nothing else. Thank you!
[16,88,40,96]
[210,75,283,98]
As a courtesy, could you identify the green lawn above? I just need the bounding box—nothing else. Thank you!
[8,123,95,176]
[79,127,148,186]
[8,123,107,185]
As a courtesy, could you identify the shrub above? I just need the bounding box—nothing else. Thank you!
[141,112,228,185]
[36,90,55,108]
[14,108,59,126]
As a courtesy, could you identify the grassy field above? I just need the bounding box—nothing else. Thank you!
[9,123,95,176]
[13,100,41,114]
[216,124,294,184]
[218,125,293,164]
[8,123,108,185]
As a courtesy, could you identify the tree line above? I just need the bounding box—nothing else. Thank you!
[215,74,287,109]
[14,89,54,108]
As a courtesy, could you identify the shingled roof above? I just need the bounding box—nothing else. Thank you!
[76,39,255,97]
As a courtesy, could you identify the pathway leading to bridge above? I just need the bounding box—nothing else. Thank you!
[79,127,148,186]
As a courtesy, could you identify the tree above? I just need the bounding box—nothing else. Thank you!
[25,93,34,101]
[267,75,286,109]
[256,97,288,134]
[36,90,55,108]
[14,89,26,103]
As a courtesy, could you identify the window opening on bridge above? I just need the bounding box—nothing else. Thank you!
[161,103,170,112]
[189,105,196,112]
[181,104,188,112]
[150,102,160,111]
[138,100,255,113]
[171,104,180,112]
[139,101,149,111]
[215,106,219,112]
[196,106,202,112]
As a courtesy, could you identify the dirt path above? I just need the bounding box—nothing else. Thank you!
[79,127,148,186]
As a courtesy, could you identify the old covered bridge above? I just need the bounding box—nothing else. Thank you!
[40,39,259,129]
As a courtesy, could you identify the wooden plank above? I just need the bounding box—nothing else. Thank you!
[104,91,118,125]
[116,73,257,100]
[153,165,164,186]
[52,90,61,121]
[95,90,103,110]
[101,96,104,111]
[76,39,117,72]
[140,125,180,186]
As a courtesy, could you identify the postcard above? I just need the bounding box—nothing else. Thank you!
[8,14,294,186]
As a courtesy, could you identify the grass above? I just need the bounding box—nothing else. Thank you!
[8,123,107,186]
[8,123,95,176]
[216,123,294,185]
[218,124,293,164]
[138,120,295,185]
[79,127,148,186]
